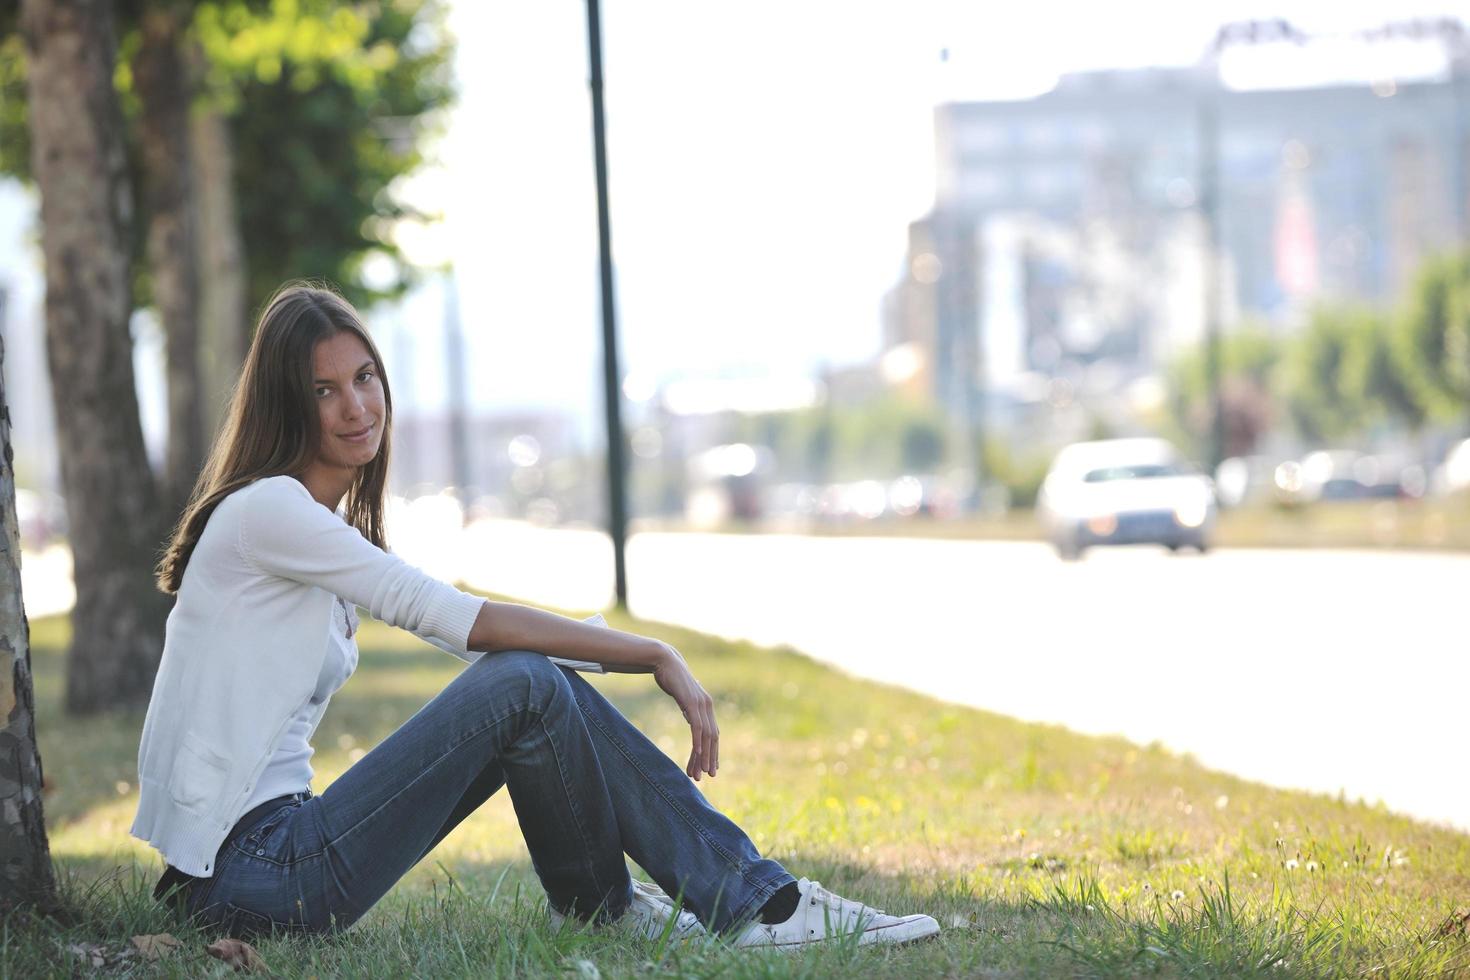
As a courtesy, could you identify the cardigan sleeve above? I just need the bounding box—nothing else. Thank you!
[236,477,484,655]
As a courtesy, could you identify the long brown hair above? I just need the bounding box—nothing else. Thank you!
[156,281,394,594]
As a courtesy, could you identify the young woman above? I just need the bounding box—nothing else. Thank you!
[134,282,939,949]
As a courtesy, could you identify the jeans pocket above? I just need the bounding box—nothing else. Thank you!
[234,804,299,860]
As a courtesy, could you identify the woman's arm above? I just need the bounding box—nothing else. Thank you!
[468,600,663,667]
[469,600,719,781]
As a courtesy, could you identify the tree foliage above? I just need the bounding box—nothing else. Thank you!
[194,0,454,311]
[1276,306,1425,443]
[0,0,454,313]
[1342,308,1424,432]
[1167,325,1284,459]
[0,13,26,181]
[1280,309,1364,442]
[1395,250,1470,425]
[1165,247,1470,454]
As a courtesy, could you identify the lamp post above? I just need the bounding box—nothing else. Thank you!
[585,0,630,608]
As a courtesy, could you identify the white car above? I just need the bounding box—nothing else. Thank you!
[1038,438,1217,560]
[1436,438,1470,496]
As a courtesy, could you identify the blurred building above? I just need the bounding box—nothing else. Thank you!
[890,55,1469,438]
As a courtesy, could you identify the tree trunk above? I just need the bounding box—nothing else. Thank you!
[0,333,58,913]
[134,6,204,516]
[21,0,169,715]
[188,46,249,442]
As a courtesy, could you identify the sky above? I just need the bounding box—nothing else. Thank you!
[388,0,1465,446]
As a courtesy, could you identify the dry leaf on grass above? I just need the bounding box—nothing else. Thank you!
[206,937,268,972]
[1432,909,1470,939]
[131,933,184,960]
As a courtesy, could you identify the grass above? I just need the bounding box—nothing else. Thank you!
[9,606,1470,977]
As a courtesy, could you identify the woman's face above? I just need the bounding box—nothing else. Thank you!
[310,330,386,472]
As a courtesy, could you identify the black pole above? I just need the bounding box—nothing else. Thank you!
[585,0,629,608]
[444,269,472,511]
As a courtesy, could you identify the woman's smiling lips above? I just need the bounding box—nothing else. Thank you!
[340,424,375,443]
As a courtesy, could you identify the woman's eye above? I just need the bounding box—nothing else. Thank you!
[315,386,331,398]
[356,371,374,384]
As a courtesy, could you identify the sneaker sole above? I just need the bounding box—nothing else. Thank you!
[742,916,942,950]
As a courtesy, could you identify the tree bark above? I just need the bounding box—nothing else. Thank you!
[0,333,58,913]
[188,44,249,441]
[21,0,169,715]
[134,5,204,515]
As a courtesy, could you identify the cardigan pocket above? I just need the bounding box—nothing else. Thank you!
[168,733,232,814]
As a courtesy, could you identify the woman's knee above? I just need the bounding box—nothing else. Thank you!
[468,650,568,711]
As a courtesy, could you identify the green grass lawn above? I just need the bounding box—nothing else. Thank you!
[10,607,1470,977]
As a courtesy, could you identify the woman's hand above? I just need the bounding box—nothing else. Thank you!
[651,641,719,781]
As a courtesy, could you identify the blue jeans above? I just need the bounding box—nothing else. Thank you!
[184,651,793,937]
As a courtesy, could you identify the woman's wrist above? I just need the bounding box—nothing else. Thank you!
[640,636,675,669]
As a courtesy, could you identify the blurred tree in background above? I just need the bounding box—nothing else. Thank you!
[0,13,27,180]
[0,0,452,712]
[132,0,207,513]
[1164,250,1470,461]
[1167,326,1283,461]
[976,438,1050,508]
[192,0,454,314]
[1341,307,1425,435]
[20,0,170,715]
[1281,309,1368,443]
[1396,251,1470,429]
[2,0,452,459]
[3,0,452,308]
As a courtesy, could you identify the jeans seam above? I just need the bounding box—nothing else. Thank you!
[537,711,627,917]
[572,687,759,887]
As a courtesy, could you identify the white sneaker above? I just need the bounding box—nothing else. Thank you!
[549,879,705,942]
[732,878,940,950]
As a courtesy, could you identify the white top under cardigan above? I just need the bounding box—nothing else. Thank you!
[241,596,360,813]
[130,475,485,877]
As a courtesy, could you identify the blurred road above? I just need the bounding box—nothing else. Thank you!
[20,544,74,619]
[24,526,1464,830]
[452,524,1468,831]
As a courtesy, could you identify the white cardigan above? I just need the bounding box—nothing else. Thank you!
[130,476,485,876]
